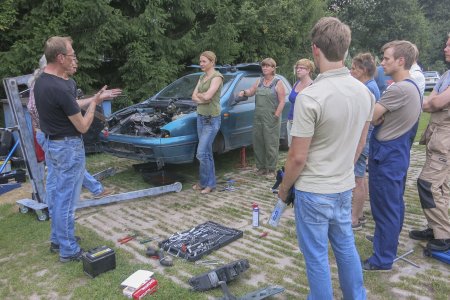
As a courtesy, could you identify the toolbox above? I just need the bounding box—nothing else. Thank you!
[159,221,243,261]
[82,246,116,278]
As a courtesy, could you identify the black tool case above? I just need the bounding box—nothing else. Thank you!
[82,246,116,278]
[159,221,243,261]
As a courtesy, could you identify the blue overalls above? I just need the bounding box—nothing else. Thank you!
[367,79,421,268]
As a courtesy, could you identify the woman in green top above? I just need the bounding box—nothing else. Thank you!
[191,51,223,194]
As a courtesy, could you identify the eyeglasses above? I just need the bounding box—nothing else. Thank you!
[62,53,77,60]
[296,66,309,70]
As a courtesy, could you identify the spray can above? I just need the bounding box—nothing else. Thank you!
[252,203,259,227]
[268,198,287,227]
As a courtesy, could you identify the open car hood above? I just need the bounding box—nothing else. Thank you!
[106,99,196,137]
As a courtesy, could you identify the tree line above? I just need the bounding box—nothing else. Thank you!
[0,0,448,109]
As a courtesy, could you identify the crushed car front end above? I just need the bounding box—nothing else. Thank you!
[101,99,199,164]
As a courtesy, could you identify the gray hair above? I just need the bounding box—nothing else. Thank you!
[28,55,47,87]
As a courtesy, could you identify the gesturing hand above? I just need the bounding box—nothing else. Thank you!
[95,86,123,104]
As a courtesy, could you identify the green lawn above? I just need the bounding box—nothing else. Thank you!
[0,203,204,300]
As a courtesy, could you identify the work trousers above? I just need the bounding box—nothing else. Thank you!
[253,113,280,171]
[368,123,417,268]
[417,121,450,239]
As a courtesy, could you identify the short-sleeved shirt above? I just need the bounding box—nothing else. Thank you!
[34,73,81,137]
[196,71,223,117]
[434,70,450,95]
[365,79,381,102]
[409,63,425,96]
[430,70,450,125]
[291,67,375,193]
[375,79,422,141]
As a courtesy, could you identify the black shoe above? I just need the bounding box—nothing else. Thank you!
[362,259,391,272]
[426,239,450,251]
[59,249,84,263]
[50,236,81,254]
[409,228,434,241]
[365,235,374,243]
[50,243,60,253]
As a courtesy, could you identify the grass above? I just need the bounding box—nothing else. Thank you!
[0,113,448,299]
[0,203,206,300]
[415,112,430,142]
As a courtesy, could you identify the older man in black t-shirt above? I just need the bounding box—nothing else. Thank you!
[34,36,121,262]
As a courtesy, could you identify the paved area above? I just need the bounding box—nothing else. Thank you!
[73,145,450,299]
[1,145,448,299]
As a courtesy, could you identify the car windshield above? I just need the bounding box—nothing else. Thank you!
[155,74,234,100]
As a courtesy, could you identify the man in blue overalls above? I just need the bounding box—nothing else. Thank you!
[363,40,422,271]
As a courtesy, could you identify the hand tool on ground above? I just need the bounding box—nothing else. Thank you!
[139,237,156,244]
[145,246,159,258]
[118,233,137,244]
[145,247,173,266]
[195,259,225,265]
[218,281,285,300]
[393,249,420,268]
[158,249,173,267]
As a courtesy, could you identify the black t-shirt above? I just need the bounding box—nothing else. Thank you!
[34,73,81,136]
[68,78,77,98]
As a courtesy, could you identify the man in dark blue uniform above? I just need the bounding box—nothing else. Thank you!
[363,40,422,271]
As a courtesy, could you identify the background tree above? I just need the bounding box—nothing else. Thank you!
[0,0,325,109]
[328,0,430,65]
[418,0,450,73]
[0,0,16,31]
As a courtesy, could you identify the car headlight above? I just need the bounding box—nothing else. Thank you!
[161,129,170,138]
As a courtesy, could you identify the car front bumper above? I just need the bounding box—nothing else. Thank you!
[100,134,197,164]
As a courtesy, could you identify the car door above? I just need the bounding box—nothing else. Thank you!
[221,74,260,150]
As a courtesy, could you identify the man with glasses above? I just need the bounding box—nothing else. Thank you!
[34,36,121,262]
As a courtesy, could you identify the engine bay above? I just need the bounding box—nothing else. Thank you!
[107,101,196,137]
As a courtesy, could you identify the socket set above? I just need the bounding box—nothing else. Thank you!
[159,221,243,261]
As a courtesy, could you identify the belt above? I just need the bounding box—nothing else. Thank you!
[47,135,82,140]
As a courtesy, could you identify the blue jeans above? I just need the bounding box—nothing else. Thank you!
[294,190,366,300]
[196,115,220,188]
[36,131,57,244]
[38,131,102,201]
[45,137,85,257]
[83,170,103,196]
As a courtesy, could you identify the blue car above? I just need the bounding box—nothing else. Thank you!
[101,64,292,164]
